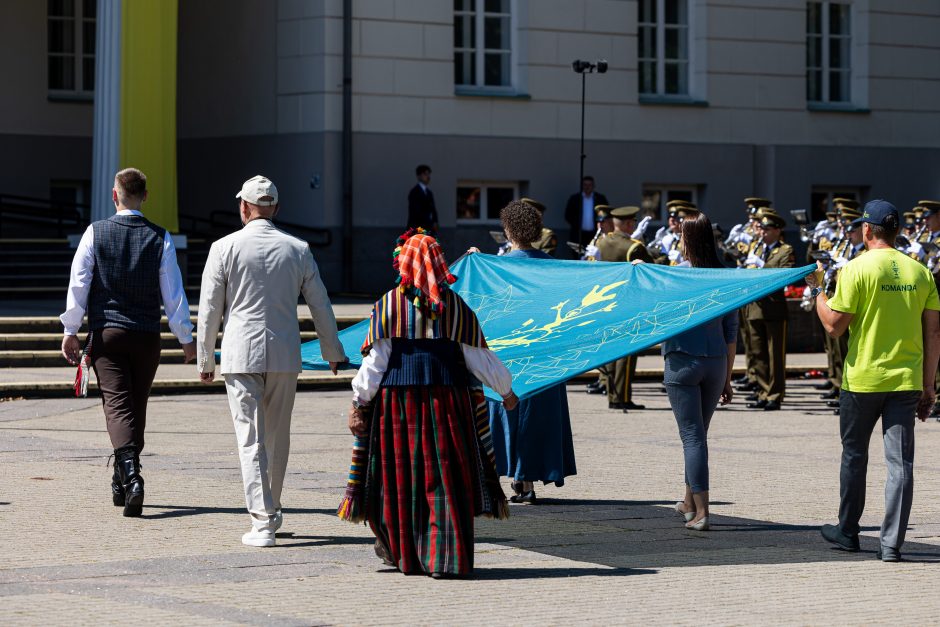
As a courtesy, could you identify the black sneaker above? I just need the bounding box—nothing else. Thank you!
[820,523,860,551]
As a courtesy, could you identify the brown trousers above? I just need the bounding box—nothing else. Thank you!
[91,328,162,451]
[747,318,787,403]
[601,355,637,405]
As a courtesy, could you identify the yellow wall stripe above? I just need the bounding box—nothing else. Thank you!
[119,0,179,232]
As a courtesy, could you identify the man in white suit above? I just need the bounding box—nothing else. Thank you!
[197,175,347,547]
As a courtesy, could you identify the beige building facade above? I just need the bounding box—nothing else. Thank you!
[2,0,939,291]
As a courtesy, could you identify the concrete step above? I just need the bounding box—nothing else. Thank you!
[0,275,70,284]
[0,331,320,351]
[0,348,190,367]
[0,314,368,334]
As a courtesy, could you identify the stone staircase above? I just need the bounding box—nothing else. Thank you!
[0,314,367,368]
[0,239,75,299]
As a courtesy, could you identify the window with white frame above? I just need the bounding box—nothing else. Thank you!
[806,1,851,104]
[454,0,514,90]
[638,0,689,96]
[48,0,96,97]
[456,181,519,222]
[641,185,698,221]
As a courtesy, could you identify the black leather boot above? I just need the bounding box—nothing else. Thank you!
[111,454,125,507]
[115,446,144,517]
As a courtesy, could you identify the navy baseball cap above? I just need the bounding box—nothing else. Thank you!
[851,199,899,227]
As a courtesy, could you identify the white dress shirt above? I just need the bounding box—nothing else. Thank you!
[581,193,595,231]
[352,338,514,404]
[60,209,194,343]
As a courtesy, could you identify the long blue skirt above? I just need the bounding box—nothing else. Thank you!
[487,383,577,486]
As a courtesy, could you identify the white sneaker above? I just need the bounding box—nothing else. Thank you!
[273,511,283,531]
[242,528,275,547]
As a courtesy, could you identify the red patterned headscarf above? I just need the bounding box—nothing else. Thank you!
[393,229,456,313]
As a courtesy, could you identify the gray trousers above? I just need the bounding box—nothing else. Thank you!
[838,390,919,551]
[664,352,726,493]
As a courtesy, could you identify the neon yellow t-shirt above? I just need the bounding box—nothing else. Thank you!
[828,248,940,392]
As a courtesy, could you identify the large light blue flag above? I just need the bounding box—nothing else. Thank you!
[302,254,813,401]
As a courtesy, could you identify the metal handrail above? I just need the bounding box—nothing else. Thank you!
[0,197,332,249]
[207,210,332,248]
[0,194,87,238]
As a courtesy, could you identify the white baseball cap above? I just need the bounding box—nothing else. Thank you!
[235,175,278,206]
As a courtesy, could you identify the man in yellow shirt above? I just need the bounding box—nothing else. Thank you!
[807,199,940,562]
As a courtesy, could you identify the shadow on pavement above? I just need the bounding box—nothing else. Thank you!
[140,505,336,520]
[477,499,940,569]
[272,533,376,548]
[470,566,654,580]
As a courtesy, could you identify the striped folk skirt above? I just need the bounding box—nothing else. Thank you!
[365,385,506,576]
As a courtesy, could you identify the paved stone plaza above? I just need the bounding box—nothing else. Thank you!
[3,379,940,625]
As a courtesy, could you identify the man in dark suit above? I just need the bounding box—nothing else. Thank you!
[407,164,439,232]
[565,175,609,251]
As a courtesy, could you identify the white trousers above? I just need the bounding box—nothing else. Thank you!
[224,372,298,531]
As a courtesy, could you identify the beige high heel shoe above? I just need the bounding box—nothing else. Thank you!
[685,516,709,531]
[674,501,695,523]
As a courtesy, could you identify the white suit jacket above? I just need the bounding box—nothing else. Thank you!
[197,219,346,374]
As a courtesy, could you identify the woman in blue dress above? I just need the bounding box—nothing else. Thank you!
[485,200,577,503]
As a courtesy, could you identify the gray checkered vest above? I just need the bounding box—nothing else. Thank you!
[88,214,166,333]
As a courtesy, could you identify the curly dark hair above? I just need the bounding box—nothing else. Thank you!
[500,200,543,246]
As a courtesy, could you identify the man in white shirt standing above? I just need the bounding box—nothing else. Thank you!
[197,175,347,547]
[60,167,196,517]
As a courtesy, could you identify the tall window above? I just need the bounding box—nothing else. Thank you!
[454,0,514,90]
[642,185,698,221]
[807,1,851,104]
[48,0,96,97]
[457,181,519,222]
[638,0,689,96]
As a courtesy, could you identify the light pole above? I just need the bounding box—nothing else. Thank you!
[571,59,608,249]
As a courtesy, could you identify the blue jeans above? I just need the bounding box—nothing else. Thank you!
[664,352,727,493]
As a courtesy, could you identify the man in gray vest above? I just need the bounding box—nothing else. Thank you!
[197,175,346,547]
[61,167,196,517]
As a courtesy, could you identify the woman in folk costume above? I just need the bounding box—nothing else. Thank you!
[485,201,577,503]
[342,229,518,579]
